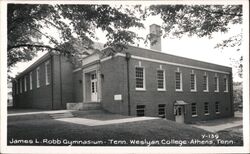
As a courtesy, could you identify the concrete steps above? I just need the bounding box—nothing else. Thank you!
[49,112,74,119]
[66,102,102,111]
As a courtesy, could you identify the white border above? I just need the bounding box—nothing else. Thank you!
[1,0,249,154]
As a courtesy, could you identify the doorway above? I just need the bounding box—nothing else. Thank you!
[175,106,184,123]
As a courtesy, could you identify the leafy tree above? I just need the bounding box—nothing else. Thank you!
[7,4,144,69]
[147,5,243,77]
[8,4,244,77]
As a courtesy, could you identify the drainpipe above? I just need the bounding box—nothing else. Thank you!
[50,53,54,110]
[59,54,63,109]
[125,52,131,116]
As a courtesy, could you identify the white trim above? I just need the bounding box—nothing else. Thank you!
[45,61,50,85]
[29,72,33,90]
[131,55,230,74]
[203,74,209,92]
[175,71,182,92]
[224,77,229,92]
[100,56,112,62]
[73,68,82,73]
[214,76,219,92]
[36,67,40,88]
[135,66,146,91]
[100,53,126,63]
[100,53,230,74]
[190,73,197,92]
[157,68,166,91]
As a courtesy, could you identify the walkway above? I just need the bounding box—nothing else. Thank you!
[191,112,243,132]
[55,117,159,126]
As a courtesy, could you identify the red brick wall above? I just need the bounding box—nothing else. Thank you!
[100,47,233,123]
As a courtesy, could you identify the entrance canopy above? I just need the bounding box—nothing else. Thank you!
[174,100,188,106]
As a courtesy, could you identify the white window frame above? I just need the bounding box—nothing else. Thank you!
[203,73,209,92]
[36,67,40,88]
[135,66,146,91]
[45,61,50,85]
[29,72,33,90]
[175,69,182,92]
[214,75,219,92]
[190,72,197,92]
[215,102,220,114]
[191,103,198,117]
[20,79,22,93]
[24,76,27,92]
[157,69,166,91]
[204,102,209,115]
[224,77,229,92]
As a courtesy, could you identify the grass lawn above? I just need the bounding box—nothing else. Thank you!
[7,115,243,146]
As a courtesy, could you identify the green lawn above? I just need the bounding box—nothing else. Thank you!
[7,115,243,146]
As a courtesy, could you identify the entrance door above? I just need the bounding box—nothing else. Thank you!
[90,72,98,102]
[175,106,184,123]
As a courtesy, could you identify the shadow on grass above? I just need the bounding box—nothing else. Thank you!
[8,118,243,146]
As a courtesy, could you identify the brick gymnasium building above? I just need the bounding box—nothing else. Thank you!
[12,24,234,123]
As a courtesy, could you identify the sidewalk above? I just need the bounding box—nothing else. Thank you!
[190,112,243,132]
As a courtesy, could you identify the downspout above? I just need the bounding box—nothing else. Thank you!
[125,52,131,116]
[59,54,63,109]
[50,53,54,110]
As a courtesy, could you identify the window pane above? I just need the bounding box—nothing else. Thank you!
[136,67,144,89]
[157,70,164,89]
[175,72,181,90]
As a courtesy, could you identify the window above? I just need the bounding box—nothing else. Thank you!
[158,104,166,118]
[175,71,182,91]
[136,105,145,116]
[204,102,209,115]
[45,61,50,85]
[223,77,228,92]
[20,79,22,93]
[190,73,196,91]
[214,76,219,92]
[24,76,27,92]
[135,67,145,90]
[29,72,33,90]
[157,70,165,90]
[203,74,209,92]
[36,67,40,88]
[191,103,197,117]
[215,102,220,114]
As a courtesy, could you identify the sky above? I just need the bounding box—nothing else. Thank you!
[10,10,243,82]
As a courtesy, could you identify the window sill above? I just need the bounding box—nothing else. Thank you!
[135,88,146,91]
[203,90,209,92]
[214,90,219,93]
[190,90,197,92]
[204,113,210,116]
[192,115,198,117]
[216,112,220,114]
[157,89,166,91]
[175,89,183,92]
[224,91,229,93]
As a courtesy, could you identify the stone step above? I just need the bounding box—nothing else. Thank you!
[66,102,102,111]
[49,112,74,119]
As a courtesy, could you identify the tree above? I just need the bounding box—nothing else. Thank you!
[8,4,244,77]
[147,5,243,77]
[7,4,144,69]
